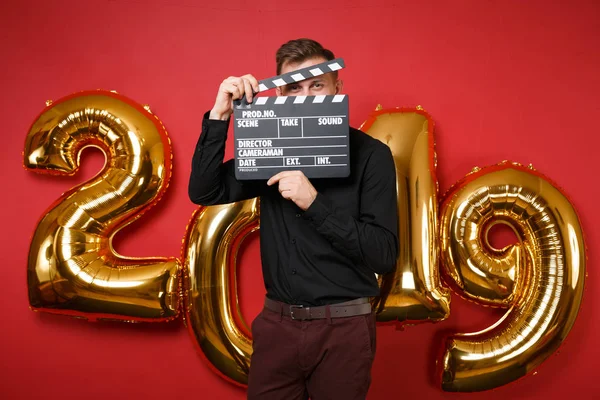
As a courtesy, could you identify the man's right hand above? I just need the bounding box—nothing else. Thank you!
[209,74,260,121]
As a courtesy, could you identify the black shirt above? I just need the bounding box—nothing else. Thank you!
[189,113,399,306]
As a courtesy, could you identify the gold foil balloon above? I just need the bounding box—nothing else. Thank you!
[24,90,180,321]
[360,107,450,324]
[439,162,586,391]
[182,199,259,386]
[181,107,454,385]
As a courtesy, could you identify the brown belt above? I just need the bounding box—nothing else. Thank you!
[264,297,371,320]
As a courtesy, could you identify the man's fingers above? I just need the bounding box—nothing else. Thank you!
[242,78,254,103]
[268,171,291,185]
[268,170,304,186]
[267,172,283,186]
[234,78,246,99]
[222,83,242,100]
[278,181,294,193]
[227,78,246,98]
[278,183,293,199]
[222,75,260,102]
[242,74,260,93]
[224,76,242,86]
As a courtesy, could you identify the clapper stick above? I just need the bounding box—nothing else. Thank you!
[233,58,345,108]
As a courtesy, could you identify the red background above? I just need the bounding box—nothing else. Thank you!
[1,0,598,398]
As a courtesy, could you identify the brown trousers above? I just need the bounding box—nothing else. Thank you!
[247,305,376,400]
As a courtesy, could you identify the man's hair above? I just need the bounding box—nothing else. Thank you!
[276,38,336,75]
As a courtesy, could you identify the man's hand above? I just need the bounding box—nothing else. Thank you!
[209,74,259,121]
[267,171,317,211]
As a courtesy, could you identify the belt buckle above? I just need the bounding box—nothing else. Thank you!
[289,305,304,320]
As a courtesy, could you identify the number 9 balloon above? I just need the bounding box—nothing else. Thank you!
[438,162,586,391]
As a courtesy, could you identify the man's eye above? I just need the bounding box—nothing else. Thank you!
[289,85,300,91]
[312,82,323,88]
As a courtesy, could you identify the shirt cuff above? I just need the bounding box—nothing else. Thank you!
[200,111,229,144]
[302,192,333,227]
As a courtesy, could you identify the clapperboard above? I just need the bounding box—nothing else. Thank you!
[233,58,349,180]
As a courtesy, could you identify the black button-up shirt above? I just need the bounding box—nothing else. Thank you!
[189,113,399,306]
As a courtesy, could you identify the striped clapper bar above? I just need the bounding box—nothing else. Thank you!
[233,59,349,180]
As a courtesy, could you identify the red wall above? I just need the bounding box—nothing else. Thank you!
[1,0,598,398]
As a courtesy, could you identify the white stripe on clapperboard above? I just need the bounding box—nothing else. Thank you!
[309,68,323,76]
[252,95,345,105]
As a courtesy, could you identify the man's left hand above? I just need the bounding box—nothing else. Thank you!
[267,171,317,211]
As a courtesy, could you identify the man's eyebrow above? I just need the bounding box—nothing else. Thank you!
[292,76,321,84]
[283,76,323,89]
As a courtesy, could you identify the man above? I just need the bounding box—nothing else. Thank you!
[189,38,398,400]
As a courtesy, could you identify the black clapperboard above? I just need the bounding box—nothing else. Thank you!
[233,58,349,180]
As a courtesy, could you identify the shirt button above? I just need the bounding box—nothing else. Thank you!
[291,238,296,244]
[291,269,297,275]
[296,213,301,218]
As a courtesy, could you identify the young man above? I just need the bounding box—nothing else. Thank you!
[189,38,398,400]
